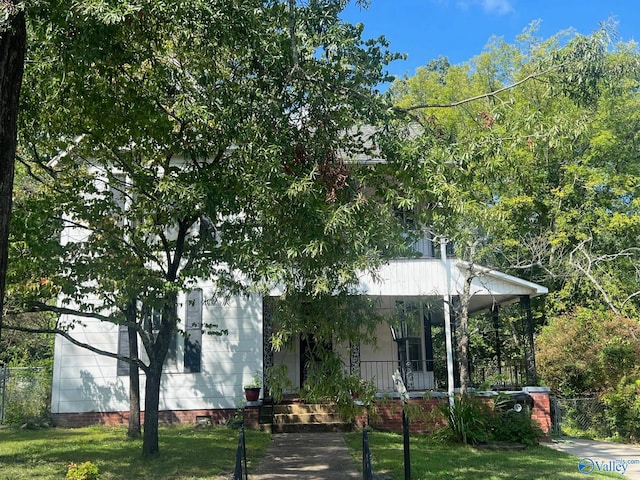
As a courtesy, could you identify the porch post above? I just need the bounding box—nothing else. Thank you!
[441,239,455,405]
[520,295,537,385]
[451,295,461,388]
[349,340,361,375]
[262,297,275,396]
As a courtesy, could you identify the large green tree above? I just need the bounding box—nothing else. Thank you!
[9,0,417,456]
[388,23,640,390]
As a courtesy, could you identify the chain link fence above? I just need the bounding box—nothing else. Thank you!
[0,365,51,425]
[551,396,612,438]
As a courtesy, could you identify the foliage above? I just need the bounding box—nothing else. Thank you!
[243,372,261,390]
[264,364,295,403]
[435,394,543,446]
[491,408,544,446]
[601,377,640,441]
[438,394,491,445]
[2,366,51,426]
[11,0,411,456]
[536,307,640,396]
[66,461,99,480]
[0,425,270,480]
[389,21,640,323]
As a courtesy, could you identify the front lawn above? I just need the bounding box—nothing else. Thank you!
[0,425,271,480]
[344,431,622,479]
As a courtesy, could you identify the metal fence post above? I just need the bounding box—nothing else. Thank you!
[362,427,373,480]
[0,364,6,424]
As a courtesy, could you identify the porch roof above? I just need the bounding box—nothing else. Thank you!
[357,257,547,315]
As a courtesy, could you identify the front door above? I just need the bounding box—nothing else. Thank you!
[300,334,330,387]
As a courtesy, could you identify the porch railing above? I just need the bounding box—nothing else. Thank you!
[360,360,436,392]
[470,359,527,389]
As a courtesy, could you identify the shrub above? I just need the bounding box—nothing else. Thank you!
[66,461,100,480]
[3,366,51,426]
[602,377,640,441]
[439,394,492,445]
[492,408,544,445]
[436,394,544,446]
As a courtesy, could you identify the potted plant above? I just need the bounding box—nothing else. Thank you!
[244,375,261,402]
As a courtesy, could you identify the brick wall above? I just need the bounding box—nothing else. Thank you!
[523,386,552,437]
[355,388,552,437]
[355,396,447,434]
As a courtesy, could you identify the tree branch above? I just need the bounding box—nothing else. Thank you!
[4,322,149,373]
[397,68,557,112]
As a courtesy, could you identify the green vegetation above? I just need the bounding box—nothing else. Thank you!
[436,394,543,446]
[0,425,270,480]
[345,431,621,479]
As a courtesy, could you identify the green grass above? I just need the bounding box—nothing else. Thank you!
[344,431,623,479]
[0,425,271,480]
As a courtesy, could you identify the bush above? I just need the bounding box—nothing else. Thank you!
[66,461,100,480]
[437,394,544,446]
[439,395,492,445]
[492,408,544,446]
[3,366,51,426]
[602,377,640,441]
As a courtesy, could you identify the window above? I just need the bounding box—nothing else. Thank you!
[117,325,130,376]
[117,292,203,375]
[184,289,203,373]
[395,300,424,371]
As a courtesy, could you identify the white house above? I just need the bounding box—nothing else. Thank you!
[50,229,547,426]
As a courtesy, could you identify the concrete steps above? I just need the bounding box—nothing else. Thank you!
[260,402,353,434]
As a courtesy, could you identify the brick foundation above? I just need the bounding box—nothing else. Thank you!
[52,408,245,428]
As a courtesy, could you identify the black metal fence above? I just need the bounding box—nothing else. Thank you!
[470,359,527,389]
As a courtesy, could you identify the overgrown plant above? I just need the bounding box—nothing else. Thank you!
[602,377,640,441]
[439,394,491,445]
[66,461,99,480]
[437,394,543,445]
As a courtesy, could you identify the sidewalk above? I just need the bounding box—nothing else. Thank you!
[547,438,640,479]
[250,432,360,479]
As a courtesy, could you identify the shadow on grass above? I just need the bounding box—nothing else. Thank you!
[345,431,622,480]
[0,425,271,480]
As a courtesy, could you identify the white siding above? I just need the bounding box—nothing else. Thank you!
[51,288,263,414]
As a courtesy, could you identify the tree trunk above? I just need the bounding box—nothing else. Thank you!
[457,266,474,395]
[141,296,177,456]
[127,323,141,438]
[142,361,162,456]
[0,5,26,344]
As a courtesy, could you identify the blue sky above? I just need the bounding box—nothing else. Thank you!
[341,0,640,80]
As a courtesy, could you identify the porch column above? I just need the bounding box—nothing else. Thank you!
[262,296,275,396]
[520,295,537,385]
[349,340,361,375]
[423,312,434,372]
[451,295,461,388]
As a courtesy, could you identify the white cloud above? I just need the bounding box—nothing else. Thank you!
[451,0,514,15]
[480,0,513,15]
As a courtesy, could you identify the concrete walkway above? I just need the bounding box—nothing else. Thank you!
[250,432,360,479]
[547,438,640,478]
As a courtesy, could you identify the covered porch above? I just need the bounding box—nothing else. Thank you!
[262,253,548,397]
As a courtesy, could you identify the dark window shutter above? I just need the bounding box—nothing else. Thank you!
[184,289,203,373]
[117,325,130,376]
